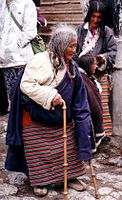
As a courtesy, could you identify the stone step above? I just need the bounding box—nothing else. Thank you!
[41,0,80,5]
[40,21,81,38]
[42,15,82,22]
[41,10,82,14]
[40,0,83,39]
[45,21,81,25]
[41,2,81,10]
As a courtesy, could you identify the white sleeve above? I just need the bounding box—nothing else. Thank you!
[20,55,58,110]
[0,0,6,35]
[17,0,37,48]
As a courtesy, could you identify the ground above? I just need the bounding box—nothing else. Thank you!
[0,114,122,200]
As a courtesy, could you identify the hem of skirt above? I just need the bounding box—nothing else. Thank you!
[30,170,86,187]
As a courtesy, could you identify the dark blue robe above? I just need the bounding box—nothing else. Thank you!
[5,61,92,174]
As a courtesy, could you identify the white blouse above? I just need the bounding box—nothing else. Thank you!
[79,22,99,57]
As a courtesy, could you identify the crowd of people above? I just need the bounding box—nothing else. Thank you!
[0,0,117,198]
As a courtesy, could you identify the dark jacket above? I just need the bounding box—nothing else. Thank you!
[76,24,117,72]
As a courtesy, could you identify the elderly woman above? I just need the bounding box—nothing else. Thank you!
[76,1,117,136]
[5,24,92,197]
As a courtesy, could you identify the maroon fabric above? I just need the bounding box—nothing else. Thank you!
[37,11,46,26]
[81,73,104,135]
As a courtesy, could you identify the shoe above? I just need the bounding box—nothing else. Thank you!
[92,147,97,154]
[4,122,8,132]
[33,186,48,197]
[68,179,86,191]
[96,132,106,147]
[91,136,97,154]
[102,135,111,143]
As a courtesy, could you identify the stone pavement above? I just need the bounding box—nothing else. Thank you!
[0,114,122,200]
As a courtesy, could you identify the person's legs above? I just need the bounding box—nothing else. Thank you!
[5,145,28,175]
[3,66,24,100]
[0,69,9,115]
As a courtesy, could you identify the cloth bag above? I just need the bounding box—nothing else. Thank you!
[31,34,46,54]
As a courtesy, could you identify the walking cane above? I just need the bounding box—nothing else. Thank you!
[51,99,68,199]
[60,99,68,200]
[61,100,99,199]
[89,160,100,199]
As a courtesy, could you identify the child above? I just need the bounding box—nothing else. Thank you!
[78,53,105,152]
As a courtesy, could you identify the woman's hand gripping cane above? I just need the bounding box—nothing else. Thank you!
[51,93,62,110]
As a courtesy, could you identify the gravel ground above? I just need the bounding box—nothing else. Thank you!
[0,114,122,200]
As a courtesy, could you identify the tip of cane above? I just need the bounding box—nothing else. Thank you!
[95,193,100,199]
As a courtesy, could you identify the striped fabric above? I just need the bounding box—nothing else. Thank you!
[99,75,112,135]
[22,111,85,187]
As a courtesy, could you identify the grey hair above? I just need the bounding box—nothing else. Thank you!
[48,23,77,58]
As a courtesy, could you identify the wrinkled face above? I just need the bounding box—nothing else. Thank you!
[90,59,97,74]
[64,36,77,61]
[90,12,102,29]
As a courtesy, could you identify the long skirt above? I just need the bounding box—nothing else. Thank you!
[22,111,85,187]
[99,74,112,135]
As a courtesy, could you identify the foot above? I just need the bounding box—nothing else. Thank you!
[102,135,111,143]
[92,147,97,154]
[96,132,106,147]
[33,186,48,197]
[68,179,86,191]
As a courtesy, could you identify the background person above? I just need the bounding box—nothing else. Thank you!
[76,0,117,136]
[78,53,105,152]
[80,0,120,36]
[32,0,47,30]
[0,0,37,100]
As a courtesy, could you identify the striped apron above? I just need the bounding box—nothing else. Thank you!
[22,111,85,187]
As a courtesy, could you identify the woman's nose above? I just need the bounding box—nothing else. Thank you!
[72,47,76,53]
[94,17,99,23]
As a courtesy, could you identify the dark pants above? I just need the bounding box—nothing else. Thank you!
[0,69,8,114]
